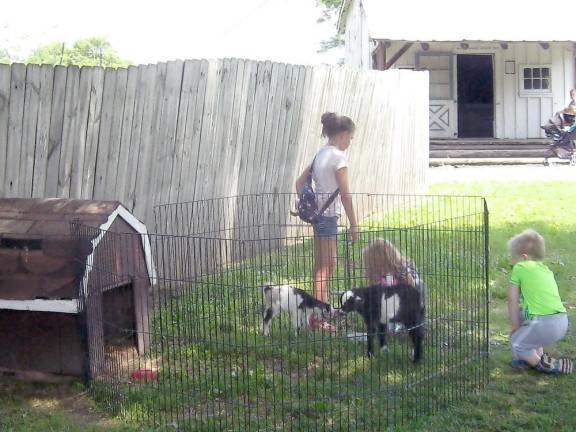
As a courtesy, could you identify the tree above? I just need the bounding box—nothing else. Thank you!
[68,37,128,67]
[316,0,345,53]
[27,37,129,67]
[316,0,343,23]
[27,42,68,65]
[0,48,12,64]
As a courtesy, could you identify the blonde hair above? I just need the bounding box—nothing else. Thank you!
[507,229,545,260]
[362,239,415,286]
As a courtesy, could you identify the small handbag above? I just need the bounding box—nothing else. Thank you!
[291,156,340,224]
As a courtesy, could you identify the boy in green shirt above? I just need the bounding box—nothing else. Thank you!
[508,229,572,374]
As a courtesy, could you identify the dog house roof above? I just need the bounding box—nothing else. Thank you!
[0,198,155,310]
[0,198,123,236]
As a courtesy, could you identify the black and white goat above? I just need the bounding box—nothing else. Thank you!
[340,284,424,362]
[261,283,333,336]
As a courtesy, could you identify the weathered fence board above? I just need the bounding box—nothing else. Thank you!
[32,65,54,198]
[103,67,128,198]
[0,65,11,198]
[93,68,117,199]
[115,65,138,203]
[169,60,195,205]
[81,67,104,199]
[45,66,67,197]
[6,63,26,197]
[58,66,80,197]
[236,61,259,198]
[70,67,92,198]
[0,60,428,227]
[152,60,182,213]
[132,64,157,217]
[21,64,41,197]
[124,66,146,209]
[175,60,205,205]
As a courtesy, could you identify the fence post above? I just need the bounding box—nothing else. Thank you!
[483,198,490,385]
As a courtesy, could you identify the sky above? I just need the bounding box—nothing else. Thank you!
[0,0,343,65]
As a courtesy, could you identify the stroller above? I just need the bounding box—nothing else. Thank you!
[541,112,576,163]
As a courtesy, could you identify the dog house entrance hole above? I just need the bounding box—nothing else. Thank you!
[102,284,137,348]
[0,238,42,250]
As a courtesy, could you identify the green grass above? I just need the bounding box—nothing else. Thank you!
[2,179,576,431]
[0,379,141,432]
[399,179,576,432]
[101,193,487,430]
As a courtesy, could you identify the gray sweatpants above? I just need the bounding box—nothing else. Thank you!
[510,313,568,360]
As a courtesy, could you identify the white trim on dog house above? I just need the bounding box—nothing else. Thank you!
[0,299,80,314]
[81,204,157,302]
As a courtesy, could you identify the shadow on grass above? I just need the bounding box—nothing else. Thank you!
[0,378,140,432]
[402,180,576,431]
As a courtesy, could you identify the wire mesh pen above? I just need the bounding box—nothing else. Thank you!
[74,193,489,431]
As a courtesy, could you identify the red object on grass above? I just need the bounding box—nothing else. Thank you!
[131,369,158,381]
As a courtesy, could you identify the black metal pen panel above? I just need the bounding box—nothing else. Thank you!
[74,193,489,431]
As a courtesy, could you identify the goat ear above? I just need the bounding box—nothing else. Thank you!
[354,296,365,307]
[341,290,354,307]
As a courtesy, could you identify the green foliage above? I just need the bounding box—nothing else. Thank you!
[316,0,345,54]
[26,42,68,66]
[68,37,128,67]
[0,48,12,64]
[318,34,344,53]
[27,37,129,68]
[316,0,344,22]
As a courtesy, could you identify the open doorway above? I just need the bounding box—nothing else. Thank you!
[102,284,137,347]
[457,55,494,138]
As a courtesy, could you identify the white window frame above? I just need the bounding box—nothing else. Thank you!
[518,64,552,97]
[415,52,454,101]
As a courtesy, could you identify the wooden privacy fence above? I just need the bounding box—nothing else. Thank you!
[0,60,428,227]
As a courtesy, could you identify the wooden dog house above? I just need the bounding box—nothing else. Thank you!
[0,198,154,378]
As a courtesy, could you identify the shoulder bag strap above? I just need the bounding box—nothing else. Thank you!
[316,188,340,217]
[307,154,318,182]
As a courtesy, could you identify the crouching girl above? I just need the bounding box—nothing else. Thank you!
[507,229,572,374]
[362,239,426,308]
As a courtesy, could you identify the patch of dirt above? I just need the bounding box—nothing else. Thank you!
[0,377,119,428]
[104,342,161,381]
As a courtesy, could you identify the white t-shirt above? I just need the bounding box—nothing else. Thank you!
[311,145,348,217]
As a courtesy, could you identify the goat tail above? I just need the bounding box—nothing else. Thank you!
[261,282,274,303]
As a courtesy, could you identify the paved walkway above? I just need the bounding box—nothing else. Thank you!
[429,165,576,184]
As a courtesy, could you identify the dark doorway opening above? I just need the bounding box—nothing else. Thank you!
[102,284,137,347]
[457,55,494,138]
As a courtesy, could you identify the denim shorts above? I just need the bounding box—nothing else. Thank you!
[313,216,339,237]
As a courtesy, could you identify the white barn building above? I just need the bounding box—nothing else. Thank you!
[339,0,576,140]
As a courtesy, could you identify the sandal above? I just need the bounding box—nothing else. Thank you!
[534,354,573,374]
